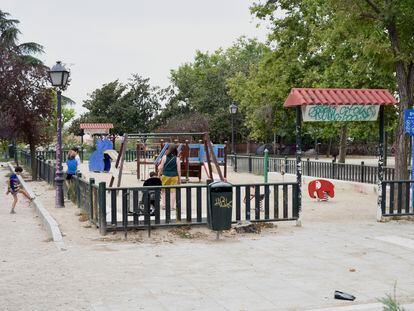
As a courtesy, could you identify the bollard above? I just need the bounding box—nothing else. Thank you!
[234,153,238,172]
[264,149,269,183]
[98,182,107,236]
[89,178,95,221]
[360,161,365,183]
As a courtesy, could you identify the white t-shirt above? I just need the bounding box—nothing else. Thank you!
[75,154,81,166]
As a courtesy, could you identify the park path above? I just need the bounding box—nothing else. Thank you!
[0,164,57,309]
[1,164,414,310]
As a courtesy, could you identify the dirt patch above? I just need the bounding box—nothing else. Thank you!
[169,226,209,239]
[233,221,275,234]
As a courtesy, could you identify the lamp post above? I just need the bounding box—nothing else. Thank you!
[48,61,70,208]
[229,103,238,154]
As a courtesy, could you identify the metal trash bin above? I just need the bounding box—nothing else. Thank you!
[208,181,233,231]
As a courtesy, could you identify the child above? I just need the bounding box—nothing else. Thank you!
[66,152,78,182]
[7,166,33,214]
[71,147,81,167]
[143,171,162,187]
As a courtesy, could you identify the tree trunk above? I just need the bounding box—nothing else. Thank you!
[29,142,37,181]
[387,22,412,180]
[338,124,348,163]
[326,137,332,158]
[392,59,410,180]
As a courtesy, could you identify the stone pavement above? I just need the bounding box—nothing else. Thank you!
[1,165,414,310]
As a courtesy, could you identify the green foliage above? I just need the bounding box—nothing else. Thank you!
[378,283,406,311]
[71,74,161,135]
[0,10,43,65]
[226,0,399,147]
[379,295,406,311]
[158,37,267,142]
[0,10,53,149]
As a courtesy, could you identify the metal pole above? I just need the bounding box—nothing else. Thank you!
[295,107,302,226]
[264,149,269,183]
[377,105,384,221]
[55,90,65,207]
[80,133,84,163]
[231,114,235,154]
[411,135,414,210]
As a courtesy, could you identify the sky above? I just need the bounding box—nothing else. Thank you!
[2,0,269,115]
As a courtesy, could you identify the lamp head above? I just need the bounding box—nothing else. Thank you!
[48,61,70,89]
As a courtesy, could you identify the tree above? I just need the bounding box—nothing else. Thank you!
[73,74,160,135]
[330,0,414,178]
[227,1,397,160]
[155,112,210,134]
[0,10,53,177]
[165,37,267,142]
[0,50,54,177]
[0,10,43,65]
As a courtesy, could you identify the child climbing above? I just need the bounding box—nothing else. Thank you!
[7,166,34,214]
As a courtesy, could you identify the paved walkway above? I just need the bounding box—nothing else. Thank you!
[1,165,414,310]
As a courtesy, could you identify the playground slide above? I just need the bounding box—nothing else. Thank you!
[154,144,169,165]
[104,149,118,160]
[154,143,184,165]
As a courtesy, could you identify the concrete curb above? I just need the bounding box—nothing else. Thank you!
[7,162,66,251]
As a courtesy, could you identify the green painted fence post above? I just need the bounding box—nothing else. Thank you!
[89,178,95,222]
[264,149,269,183]
[98,181,107,236]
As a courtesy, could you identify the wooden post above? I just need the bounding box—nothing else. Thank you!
[109,134,127,188]
[203,138,213,181]
[206,135,224,181]
[185,140,190,182]
[111,134,116,151]
[117,135,128,187]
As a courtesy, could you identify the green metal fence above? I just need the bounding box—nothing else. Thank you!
[229,154,398,184]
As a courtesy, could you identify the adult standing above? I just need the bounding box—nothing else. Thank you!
[158,144,181,209]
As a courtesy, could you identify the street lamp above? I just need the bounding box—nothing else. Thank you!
[229,103,238,154]
[48,61,70,208]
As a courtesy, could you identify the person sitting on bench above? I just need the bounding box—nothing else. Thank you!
[143,171,162,187]
[140,172,162,216]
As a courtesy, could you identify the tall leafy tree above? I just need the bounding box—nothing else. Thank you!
[0,10,54,176]
[0,10,43,65]
[249,0,412,175]
[163,37,267,142]
[0,49,54,177]
[71,75,160,135]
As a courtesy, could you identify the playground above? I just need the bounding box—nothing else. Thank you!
[8,87,414,309]
[3,162,414,310]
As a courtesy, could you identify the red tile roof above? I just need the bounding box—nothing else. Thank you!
[284,88,397,107]
[80,123,114,129]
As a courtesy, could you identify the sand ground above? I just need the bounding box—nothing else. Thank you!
[1,163,414,311]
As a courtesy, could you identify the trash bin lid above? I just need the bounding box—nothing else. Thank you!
[209,180,233,188]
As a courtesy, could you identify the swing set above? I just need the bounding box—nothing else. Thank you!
[109,132,228,188]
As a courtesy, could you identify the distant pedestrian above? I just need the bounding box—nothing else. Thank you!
[7,166,34,214]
